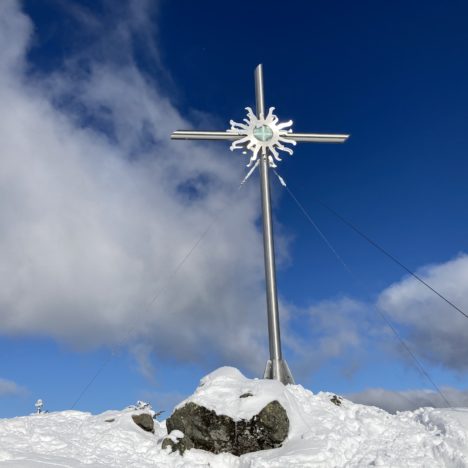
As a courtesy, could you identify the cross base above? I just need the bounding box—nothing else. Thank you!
[264,358,295,385]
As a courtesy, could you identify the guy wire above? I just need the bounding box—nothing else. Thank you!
[280,179,455,409]
[71,180,245,409]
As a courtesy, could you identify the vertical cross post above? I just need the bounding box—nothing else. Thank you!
[255,65,294,385]
[171,64,349,385]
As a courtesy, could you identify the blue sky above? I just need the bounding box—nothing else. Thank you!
[1,0,468,418]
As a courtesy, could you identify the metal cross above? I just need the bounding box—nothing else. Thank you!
[171,64,349,385]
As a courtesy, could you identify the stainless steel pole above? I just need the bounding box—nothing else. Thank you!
[255,64,294,385]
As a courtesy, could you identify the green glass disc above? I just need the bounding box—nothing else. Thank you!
[253,125,273,142]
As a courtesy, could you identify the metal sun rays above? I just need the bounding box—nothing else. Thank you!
[228,106,296,168]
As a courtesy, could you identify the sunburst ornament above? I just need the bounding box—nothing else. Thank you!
[227,107,296,168]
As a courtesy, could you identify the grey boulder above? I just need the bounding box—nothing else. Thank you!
[132,413,154,433]
[163,400,289,456]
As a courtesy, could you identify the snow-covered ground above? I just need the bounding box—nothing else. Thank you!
[1,367,468,467]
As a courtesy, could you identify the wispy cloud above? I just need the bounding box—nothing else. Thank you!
[285,297,385,379]
[347,386,468,413]
[0,0,270,375]
[378,253,468,371]
[0,378,27,397]
[139,389,188,414]
[286,253,468,381]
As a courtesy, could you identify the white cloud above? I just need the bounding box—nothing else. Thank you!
[308,298,365,357]
[347,387,468,413]
[304,254,468,377]
[286,253,468,379]
[0,1,272,374]
[0,378,27,397]
[378,254,468,371]
[286,297,384,378]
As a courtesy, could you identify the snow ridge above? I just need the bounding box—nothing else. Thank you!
[0,367,467,467]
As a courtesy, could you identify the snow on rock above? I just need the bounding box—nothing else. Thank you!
[175,367,289,422]
[0,367,468,467]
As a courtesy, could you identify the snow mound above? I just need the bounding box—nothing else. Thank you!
[175,366,288,422]
[1,367,468,467]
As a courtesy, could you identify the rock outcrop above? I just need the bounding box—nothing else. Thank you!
[163,399,289,456]
[131,413,154,433]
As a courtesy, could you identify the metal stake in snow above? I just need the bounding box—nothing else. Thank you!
[171,65,349,385]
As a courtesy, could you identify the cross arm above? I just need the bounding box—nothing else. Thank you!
[171,130,241,141]
[171,130,349,143]
[287,133,349,143]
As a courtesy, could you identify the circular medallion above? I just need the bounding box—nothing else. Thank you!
[253,125,273,142]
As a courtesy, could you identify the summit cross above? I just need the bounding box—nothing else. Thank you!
[171,64,349,385]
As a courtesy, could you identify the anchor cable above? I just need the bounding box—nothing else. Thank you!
[314,198,468,321]
[272,170,351,274]
[71,219,215,409]
[372,303,452,408]
[278,179,455,409]
[70,181,245,409]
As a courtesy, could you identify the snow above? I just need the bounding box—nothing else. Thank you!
[1,367,468,467]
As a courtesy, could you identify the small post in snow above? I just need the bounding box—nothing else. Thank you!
[35,399,44,414]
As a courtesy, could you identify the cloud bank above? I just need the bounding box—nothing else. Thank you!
[296,253,468,377]
[347,386,468,413]
[288,297,383,378]
[0,0,271,373]
[378,254,468,371]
